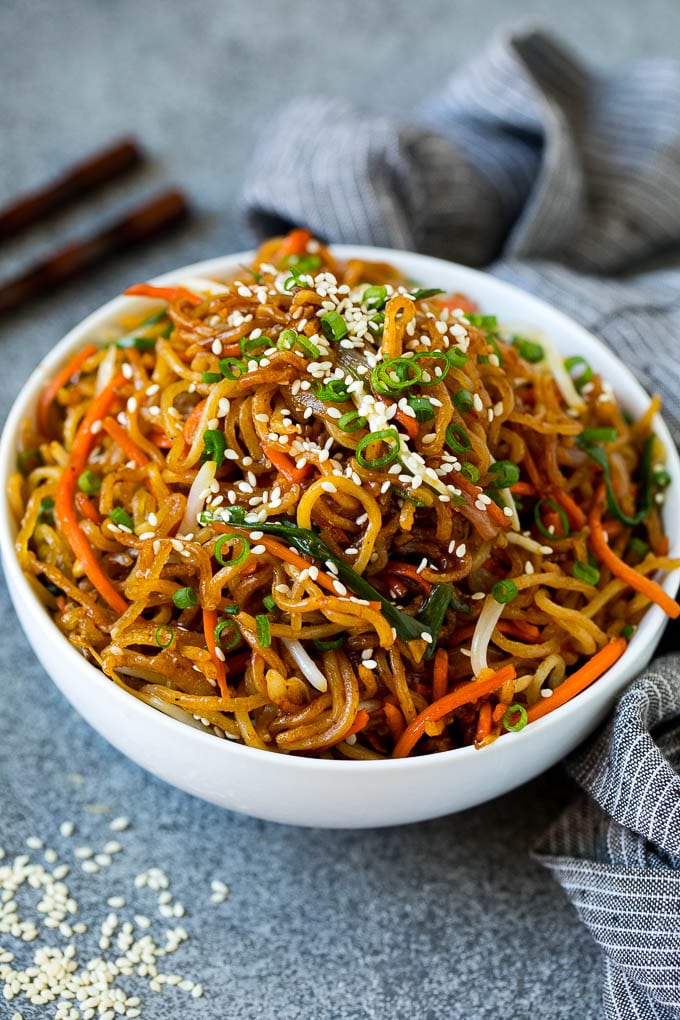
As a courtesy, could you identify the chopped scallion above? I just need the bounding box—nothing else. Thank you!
[173,586,198,610]
[492,579,518,604]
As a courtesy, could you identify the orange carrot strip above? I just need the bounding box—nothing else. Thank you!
[392,664,516,758]
[75,491,102,525]
[382,561,432,595]
[383,702,406,742]
[438,293,478,314]
[553,488,586,531]
[55,374,128,615]
[124,283,201,305]
[395,409,419,441]
[203,608,229,699]
[345,709,370,739]
[588,484,680,618]
[509,481,536,497]
[247,535,344,598]
[448,619,541,647]
[492,703,507,724]
[276,228,312,260]
[38,343,98,438]
[526,638,627,723]
[101,416,149,467]
[475,701,493,742]
[183,399,207,443]
[432,648,449,701]
[263,444,313,484]
[148,430,172,449]
[522,448,543,490]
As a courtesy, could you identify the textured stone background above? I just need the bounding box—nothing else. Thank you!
[2,2,680,1017]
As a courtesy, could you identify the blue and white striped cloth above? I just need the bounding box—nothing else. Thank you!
[242,28,680,1018]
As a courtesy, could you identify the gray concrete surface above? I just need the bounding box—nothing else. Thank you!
[2,2,677,1016]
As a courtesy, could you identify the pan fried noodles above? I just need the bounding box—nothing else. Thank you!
[10,230,680,759]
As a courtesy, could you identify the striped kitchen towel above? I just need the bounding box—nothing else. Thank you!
[242,28,680,1018]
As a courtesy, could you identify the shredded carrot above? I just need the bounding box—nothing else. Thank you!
[148,430,172,449]
[522,448,543,490]
[526,638,627,723]
[553,488,587,531]
[475,701,493,743]
[249,535,345,599]
[101,416,149,467]
[392,664,516,758]
[55,374,128,615]
[38,344,98,438]
[383,701,406,741]
[509,481,536,497]
[183,399,207,443]
[75,491,102,525]
[588,484,680,618]
[395,409,420,441]
[262,444,313,485]
[492,703,507,724]
[382,561,432,595]
[124,283,201,305]
[275,228,312,261]
[345,709,370,739]
[55,595,67,612]
[438,293,478,314]
[202,608,229,699]
[432,647,449,701]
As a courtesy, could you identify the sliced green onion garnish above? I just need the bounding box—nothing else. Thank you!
[17,448,42,474]
[411,287,444,301]
[445,423,471,454]
[214,534,250,567]
[202,429,226,469]
[502,703,528,732]
[363,285,387,310]
[564,356,593,390]
[38,497,55,524]
[319,311,349,341]
[256,614,271,648]
[312,635,346,651]
[628,537,649,561]
[579,427,617,444]
[492,579,518,604]
[654,468,671,489]
[512,336,544,363]
[173,586,198,610]
[219,357,248,380]
[276,329,320,358]
[446,348,468,369]
[466,313,498,333]
[154,625,174,649]
[77,469,101,495]
[572,561,601,585]
[240,335,271,359]
[262,594,277,612]
[453,389,474,413]
[201,372,223,384]
[621,624,636,640]
[479,335,503,366]
[372,358,423,396]
[413,350,451,385]
[488,461,520,489]
[533,498,570,540]
[367,311,385,338]
[406,397,435,422]
[315,378,351,402]
[460,462,480,483]
[223,604,240,615]
[109,507,134,531]
[116,336,156,352]
[214,618,241,650]
[355,428,400,470]
[338,411,367,433]
[286,253,321,274]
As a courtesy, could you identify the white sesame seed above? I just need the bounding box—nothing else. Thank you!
[109,817,130,832]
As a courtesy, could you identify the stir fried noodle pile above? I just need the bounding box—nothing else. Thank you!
[10,230,680,758]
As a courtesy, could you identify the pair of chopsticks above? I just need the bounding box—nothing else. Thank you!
[0,138,191,316]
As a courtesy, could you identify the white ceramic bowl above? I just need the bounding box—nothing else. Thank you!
[2,247,679,829]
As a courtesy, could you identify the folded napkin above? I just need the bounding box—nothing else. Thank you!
[242,29,680,1019]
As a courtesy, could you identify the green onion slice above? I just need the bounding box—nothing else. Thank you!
[512,336,544,363]
[411,287,444,301]
[579,427,617,444]
[488,461,520,489]
[17,448,42,474]
[202,429,226,469]
[492,579,518,604]
[460,462,480,483]
[109,507,134,531]
[262,594,277,612]
[445,423,471,454]
[214,618,241,650]
[363,285,388,310]
[154,625,174,649]
[533,498,571,540]
[413,350,451,385]
[276,329,320,358]
[446,348,468,370]
[315,378,351,403]
[338,411,367,433]
[621,624,636,640]
[173,586,198,610]
[564,356,593,391]
[219,357,248,380]
[572,561,601,585]
[214,533,250,567]
[240,335,271,359]
[319,311,349,341]
[453,389,474,413]
[355,428,400,470]
[256,614,271,648]
[502,703,528,732]
[77,469,101,495]
[201,372,223,384]
[312,635,346,651]
[406,397,435,422]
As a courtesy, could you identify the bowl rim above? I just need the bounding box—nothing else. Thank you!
[2,244,679,775]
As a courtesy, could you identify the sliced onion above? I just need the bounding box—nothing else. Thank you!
[95,344,117,395]
[470,594,503,677]
[536,330,585,412]
[506,531,553,556]
[140,686,207,731]
[281,637,328,693]
[178,460,215,535]
[177,276,229,296]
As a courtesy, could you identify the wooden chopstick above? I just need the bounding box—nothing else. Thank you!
[0,189,190,316]
[0,138,144,240]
